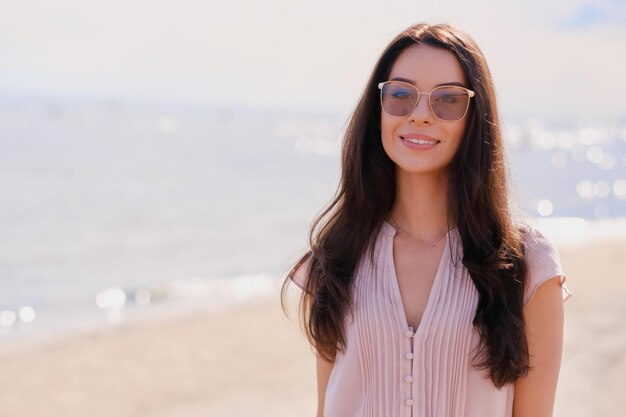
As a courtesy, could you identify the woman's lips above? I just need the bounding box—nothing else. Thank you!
[400,134,440,149]
[400,134,440,144]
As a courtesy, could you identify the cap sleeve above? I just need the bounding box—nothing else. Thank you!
[523,226,573,307]
[290,255,312,291]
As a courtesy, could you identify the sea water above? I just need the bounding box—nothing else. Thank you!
[0,95,624,346]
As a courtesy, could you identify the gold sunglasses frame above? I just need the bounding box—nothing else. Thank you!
[377,81,476,121]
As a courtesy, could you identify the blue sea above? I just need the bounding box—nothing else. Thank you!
[1,95,625,347]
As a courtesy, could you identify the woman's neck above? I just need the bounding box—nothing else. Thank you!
[390,170,452,241]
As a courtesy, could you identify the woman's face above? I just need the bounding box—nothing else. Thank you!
[380,44,470,178]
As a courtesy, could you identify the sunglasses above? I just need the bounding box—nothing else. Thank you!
[378,81,475,121]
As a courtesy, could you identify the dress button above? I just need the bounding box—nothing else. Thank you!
[405,352,414,360]
[404,330,414,338]
[406,398,414,406]
[405,375,413,383]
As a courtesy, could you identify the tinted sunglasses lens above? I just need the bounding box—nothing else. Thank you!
[430,87,470,121]
[381,82,417,117]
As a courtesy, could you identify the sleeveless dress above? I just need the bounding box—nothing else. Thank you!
[291,221,572,417]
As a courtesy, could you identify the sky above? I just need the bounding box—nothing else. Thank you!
[1,0,625,121]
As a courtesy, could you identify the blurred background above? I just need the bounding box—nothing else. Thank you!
[0,0,625,416]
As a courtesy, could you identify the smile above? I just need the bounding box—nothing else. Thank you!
[401,136,440,145]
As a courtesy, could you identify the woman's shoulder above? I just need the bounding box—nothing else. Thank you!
[518,221,572,306]
[521,222,558,255]
[290,252,313,291]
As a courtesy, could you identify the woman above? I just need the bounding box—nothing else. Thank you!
[281,22,573,417]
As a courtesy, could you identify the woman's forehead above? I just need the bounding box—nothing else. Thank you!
[388,44,468,88]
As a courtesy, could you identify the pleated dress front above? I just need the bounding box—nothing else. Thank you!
[291,221,572,417]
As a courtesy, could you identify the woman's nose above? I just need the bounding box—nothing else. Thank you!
[409,93,434,122]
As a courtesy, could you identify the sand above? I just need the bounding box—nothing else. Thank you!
[0,239,625,417]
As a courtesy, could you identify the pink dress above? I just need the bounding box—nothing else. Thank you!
[291,221,572,417]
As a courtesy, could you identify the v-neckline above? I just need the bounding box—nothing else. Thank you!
[384,220,451,337]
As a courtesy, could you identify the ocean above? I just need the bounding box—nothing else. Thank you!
[1,95,625,347]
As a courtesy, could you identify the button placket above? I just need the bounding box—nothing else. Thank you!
[403,326,415,410]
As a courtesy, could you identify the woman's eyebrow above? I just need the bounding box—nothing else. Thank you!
[389,77,468,88]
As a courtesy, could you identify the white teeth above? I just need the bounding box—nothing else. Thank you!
[404,137,438,144]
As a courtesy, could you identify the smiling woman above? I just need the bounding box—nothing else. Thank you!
[281,22,572,417]
[380,44,471,178]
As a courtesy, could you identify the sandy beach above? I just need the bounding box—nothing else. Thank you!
[1,238,625,417]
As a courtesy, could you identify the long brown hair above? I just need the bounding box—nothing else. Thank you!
[280,22,530,389]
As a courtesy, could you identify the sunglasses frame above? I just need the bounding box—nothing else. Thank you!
[377,80,476,122]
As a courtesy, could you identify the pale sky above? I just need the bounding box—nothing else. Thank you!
[1,0,625,121]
